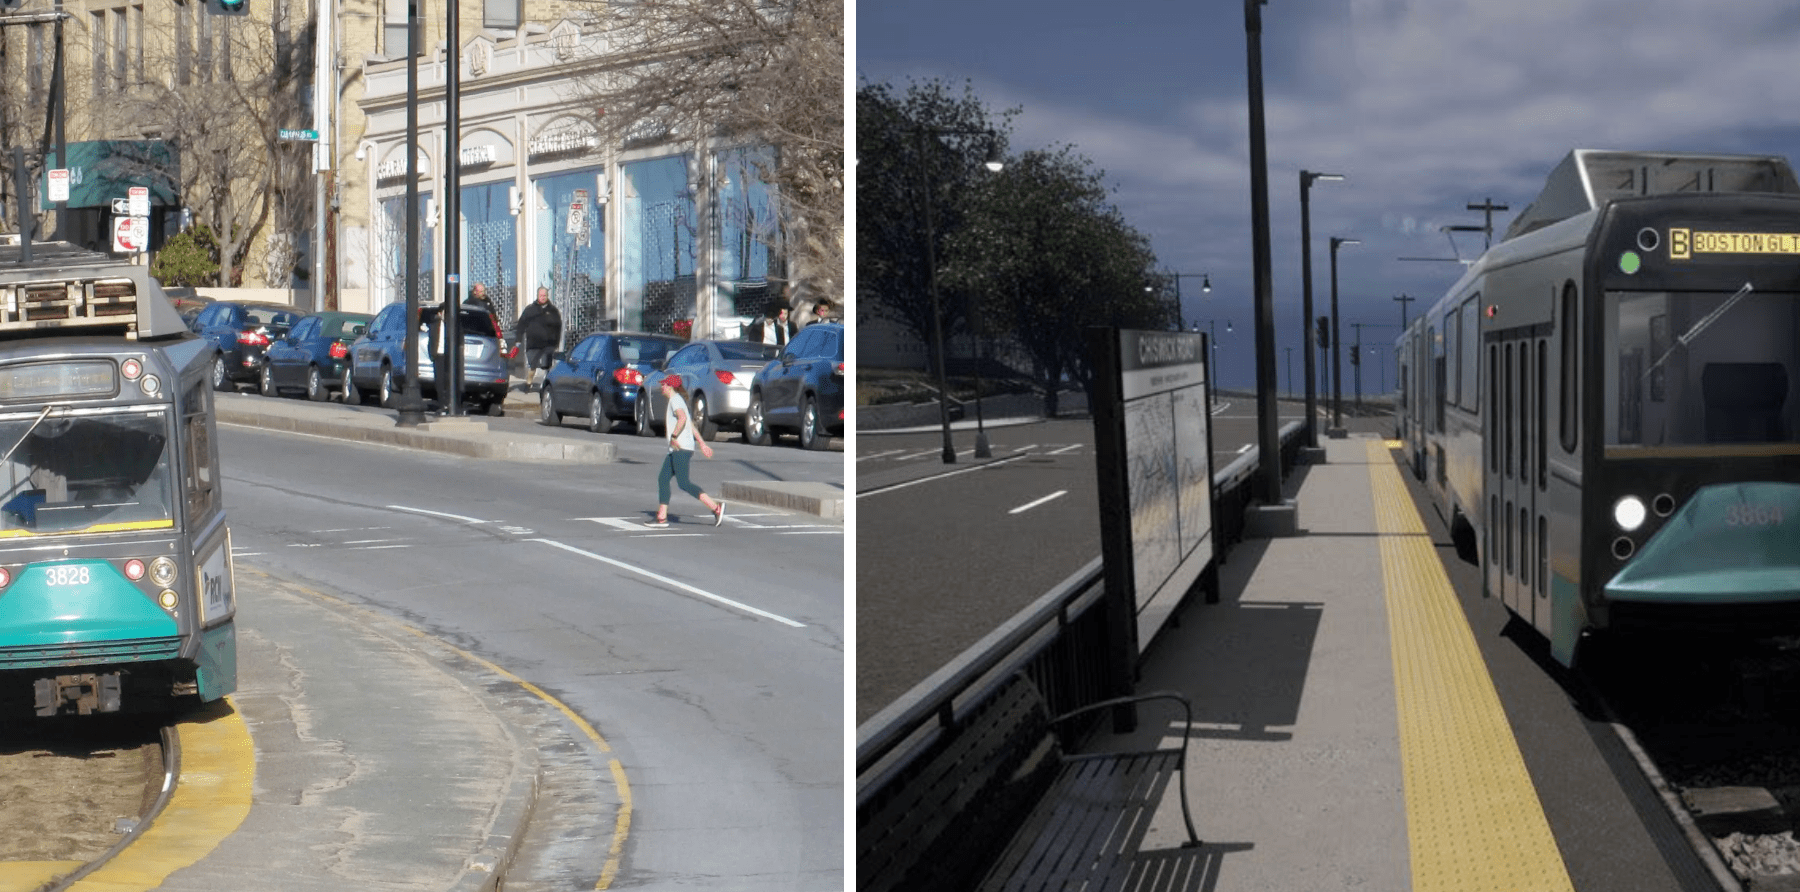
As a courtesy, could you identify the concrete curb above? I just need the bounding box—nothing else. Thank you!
[722,480,844,519]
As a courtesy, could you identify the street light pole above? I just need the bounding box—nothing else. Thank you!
[1299,169,1342,449]
[1243,0,1282,508]
[913,127,1003,464]
[1328,236,1359,435]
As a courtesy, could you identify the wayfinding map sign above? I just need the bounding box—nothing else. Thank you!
[1090,327,1216,658]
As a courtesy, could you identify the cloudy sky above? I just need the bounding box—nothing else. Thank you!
[854,0,1800,391]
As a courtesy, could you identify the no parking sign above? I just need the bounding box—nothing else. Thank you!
[112,216,146,254]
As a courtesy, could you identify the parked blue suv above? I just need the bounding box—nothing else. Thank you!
[345,302,511,415]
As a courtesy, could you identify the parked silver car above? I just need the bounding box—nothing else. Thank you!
[635,339,782,440]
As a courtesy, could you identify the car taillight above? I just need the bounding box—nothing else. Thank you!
[833,362,844,377]
[714,370,736,386]
[329,342,350,360]
[238,329,270,347]
[614,367,643,386]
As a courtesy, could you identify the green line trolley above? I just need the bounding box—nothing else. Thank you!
[0,241,235,716]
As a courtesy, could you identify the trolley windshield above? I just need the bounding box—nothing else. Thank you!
[1606,288,1800,446]
[0,406,176,536]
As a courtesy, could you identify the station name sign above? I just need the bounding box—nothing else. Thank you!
[0,360,117,402]
[1669,228,1800,260]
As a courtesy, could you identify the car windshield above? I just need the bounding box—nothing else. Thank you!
[247,308,299,327]
[324,317,371,339]
[0,407,176,536]
[716,341,782,361]
[618,338,677,364]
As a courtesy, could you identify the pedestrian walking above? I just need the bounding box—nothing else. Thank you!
[516,286,563,391]
[466,282,497,317]
[644,376,725,528]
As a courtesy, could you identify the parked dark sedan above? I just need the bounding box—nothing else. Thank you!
[744,322,843,450]
[260,311,375,402]
[635,339,783,441]
[190,300,307,391]
[539,331,685,432]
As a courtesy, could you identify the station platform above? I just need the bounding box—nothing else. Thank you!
[1083,435,1719,892]
[8,568,613,892]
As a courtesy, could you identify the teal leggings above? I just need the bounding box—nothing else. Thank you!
[657,450,706,505]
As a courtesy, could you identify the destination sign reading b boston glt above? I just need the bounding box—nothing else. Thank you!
[1669,227,1800,260]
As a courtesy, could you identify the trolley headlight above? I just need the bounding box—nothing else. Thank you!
[1614,496,1648,532]
[139,374,161,397]
[149,556,177,587]
[158,590,178,611]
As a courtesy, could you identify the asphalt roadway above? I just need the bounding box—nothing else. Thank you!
[14,381,845,892]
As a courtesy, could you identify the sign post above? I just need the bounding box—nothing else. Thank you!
[1089,326,1218,729]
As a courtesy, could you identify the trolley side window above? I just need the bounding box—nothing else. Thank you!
[1559,282,1578,453]
[184,380,218,520]
[1459,296,1480,411]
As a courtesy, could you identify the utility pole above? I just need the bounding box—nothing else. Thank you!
[1394,293,1414,331]
[1351,321,1364,410]
[1467,197,1510,249]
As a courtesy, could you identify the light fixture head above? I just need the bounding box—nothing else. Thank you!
[983,140,1004,173]
[1201,274,1212,293]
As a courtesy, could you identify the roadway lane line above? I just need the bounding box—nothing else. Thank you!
[530,538,806,628]
[858,453,1033,496]
[1048,444,1083,455]
[1237,444,1253,454]
[386,504,489,524]
[858,449,907,461]
[1009,490,1068,515]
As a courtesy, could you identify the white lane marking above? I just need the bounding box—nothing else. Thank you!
[1237,444,1253,455]
[1010,490,1068,515]
[531,538,805,628]
[779,530,843,536]
[386,504,488,524]
[581,517,653,532]
[1048,444,1083,455]
[896,449,943,461]
[859,453,1033,496]
[353,544,412,550]
[342,538,404,545]
[320,526,393,533]
[858,449,907,461]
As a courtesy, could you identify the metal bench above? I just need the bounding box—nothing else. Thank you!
[858,674,1200,892]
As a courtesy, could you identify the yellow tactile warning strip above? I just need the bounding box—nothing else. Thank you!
[1366,439,1574,892]
[67,702,255,892]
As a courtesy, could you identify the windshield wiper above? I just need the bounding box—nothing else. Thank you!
[1642,281,1754,381]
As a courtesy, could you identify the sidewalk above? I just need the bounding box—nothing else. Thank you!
[88,569,616,892]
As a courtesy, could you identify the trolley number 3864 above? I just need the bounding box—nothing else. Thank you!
[45,566,92,586]
[1726,504,1785,527]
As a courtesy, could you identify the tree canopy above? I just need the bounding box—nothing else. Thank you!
[858,79,1168,409]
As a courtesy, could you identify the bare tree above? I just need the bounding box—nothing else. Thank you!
[568,0,844,303]
[109,7,314,286]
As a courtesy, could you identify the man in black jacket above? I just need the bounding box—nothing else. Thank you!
[516,287,562,390]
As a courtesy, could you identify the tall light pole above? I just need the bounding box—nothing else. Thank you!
[1299,170,1343,448]
[1244,0,1282,508]
[914,127,1003,464]
[1328,236,1359,435]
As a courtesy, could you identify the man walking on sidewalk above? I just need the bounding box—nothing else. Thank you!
[516,287,562,391]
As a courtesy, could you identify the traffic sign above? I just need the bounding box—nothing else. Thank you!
[128,186,149,219]
[113,217,146,254]
[279,129,319,142]
[566,189,588,235]
[111,198,131,216]
[47,169,69,203]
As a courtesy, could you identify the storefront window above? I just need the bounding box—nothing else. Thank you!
[713,146,782,339]
[533,168,607,341]
[376,192,433,307]
[460,181,519,324]
[619,155,695,335]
